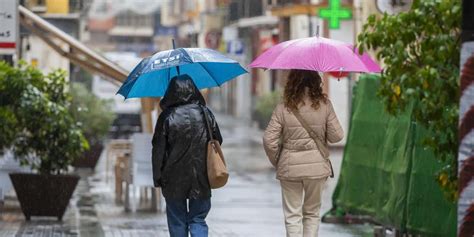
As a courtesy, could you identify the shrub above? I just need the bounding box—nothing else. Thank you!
[0,61,88,175]
[69,82,115,145]
[357,0,461,200]
[254,91,282,128]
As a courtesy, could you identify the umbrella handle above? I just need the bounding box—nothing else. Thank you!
[172,39,181,75]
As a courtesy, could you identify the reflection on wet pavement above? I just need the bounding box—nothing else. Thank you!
[0,113,373,236]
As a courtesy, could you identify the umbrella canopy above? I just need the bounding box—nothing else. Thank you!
[117,48,247,99]
[249,37,381,74]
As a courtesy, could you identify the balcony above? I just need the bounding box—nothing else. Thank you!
[228,0,264,22]
[25,0,90,16]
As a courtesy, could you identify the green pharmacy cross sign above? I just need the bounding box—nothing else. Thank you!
[319,0,352,29]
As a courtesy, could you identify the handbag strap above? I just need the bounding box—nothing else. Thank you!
[291,108,329,158]
[200,105,214,140]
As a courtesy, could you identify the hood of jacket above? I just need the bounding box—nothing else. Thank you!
[160,74,206,110]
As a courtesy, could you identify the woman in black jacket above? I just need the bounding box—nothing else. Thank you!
[152,74,222,237]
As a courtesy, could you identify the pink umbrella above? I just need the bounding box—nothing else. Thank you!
[249,37,381,74]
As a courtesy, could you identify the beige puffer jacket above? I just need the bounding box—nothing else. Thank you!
[263,97,344,180]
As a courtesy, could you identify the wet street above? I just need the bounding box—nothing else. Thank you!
[0,113,372,237]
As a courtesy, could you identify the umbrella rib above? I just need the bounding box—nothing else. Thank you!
[199,63,221,87]
[181,48,193,62]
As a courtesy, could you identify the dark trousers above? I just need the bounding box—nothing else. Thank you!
[165,198,211,237]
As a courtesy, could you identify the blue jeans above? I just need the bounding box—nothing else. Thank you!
[165,198,211,237]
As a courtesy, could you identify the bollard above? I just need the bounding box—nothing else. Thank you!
[114,155,124,204]
[115,154,130,204]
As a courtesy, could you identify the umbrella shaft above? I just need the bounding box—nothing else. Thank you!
[172,39,180,75]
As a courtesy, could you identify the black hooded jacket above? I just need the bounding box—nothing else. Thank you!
[152,74,222,200]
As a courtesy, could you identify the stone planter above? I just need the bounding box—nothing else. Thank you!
[9,173,79,221]
[72,143,104,169]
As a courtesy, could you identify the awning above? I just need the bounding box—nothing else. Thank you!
[237,15,278,28]
[108,26,154,37]
[270,3,352,17]
[19,5,128,85]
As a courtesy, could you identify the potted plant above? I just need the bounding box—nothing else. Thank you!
[0,61,88,221]
[69,82,115,169]
[254,91,282,129]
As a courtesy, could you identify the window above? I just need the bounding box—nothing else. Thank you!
[248,0,263,17]
[228,1,239,22]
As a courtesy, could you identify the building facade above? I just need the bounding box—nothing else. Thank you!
[157,0,361,138]
[21,0,91,79]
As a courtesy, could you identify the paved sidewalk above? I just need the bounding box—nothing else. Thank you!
[0,113,373,237]
[0,170,100,237]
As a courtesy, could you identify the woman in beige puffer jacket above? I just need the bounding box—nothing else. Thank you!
[263,69,344,237]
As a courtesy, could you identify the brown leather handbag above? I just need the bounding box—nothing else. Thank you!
[201,106,229,189]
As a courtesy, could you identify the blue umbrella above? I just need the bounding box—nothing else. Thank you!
[117,48,247,99]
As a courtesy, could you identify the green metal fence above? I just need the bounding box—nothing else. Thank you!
[332,75,456,236]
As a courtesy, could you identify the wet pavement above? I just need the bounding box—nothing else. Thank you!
[0,113,373,237]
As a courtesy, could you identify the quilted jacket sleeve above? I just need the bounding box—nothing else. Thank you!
[326,100,344,143]
[263,104,284,167]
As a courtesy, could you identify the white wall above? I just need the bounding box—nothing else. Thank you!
[290,15,310,39]
[219,26,252,120]
[92,52,142,114]
[236,72,252,120]
[328,20,355,145]
[24,36,70,76]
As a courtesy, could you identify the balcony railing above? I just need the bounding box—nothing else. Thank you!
[228,0,264,22]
